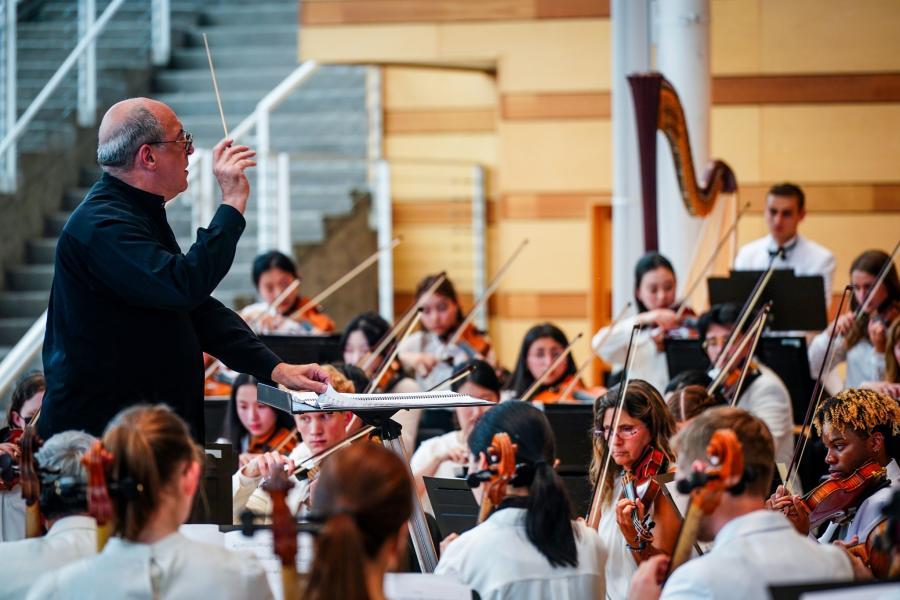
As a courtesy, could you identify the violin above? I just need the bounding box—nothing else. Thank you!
[260,464,300,600]
[247,427,299,457]
[452,322,492,361]
[621,447,669,553]
[466,432,518,524]
[0,428,24,492]
[20,427,43,538]
[82,441,114,551]
[802,460,889,530]
[531,374,600,404]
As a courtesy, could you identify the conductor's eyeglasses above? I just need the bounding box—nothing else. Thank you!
[150,131,193,154]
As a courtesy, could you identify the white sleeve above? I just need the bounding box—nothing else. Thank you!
[232,469,263,519]
[821,251,837,304]
[808,329,847,380]
[747,377,793,444]
[733,244,752,270]
[592,314,642,365]
[658,563,716,600]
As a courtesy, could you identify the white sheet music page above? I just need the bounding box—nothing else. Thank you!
[288,384,485,411]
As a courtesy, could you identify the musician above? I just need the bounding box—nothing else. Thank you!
[591,380,680,599]
[733,183,836,304]
[810,250,900,390]
[27,405,273,599]
[436,401,607,599]
[664,384,722,432]
[219,373,298,467]
[862,317,900,399]
[239,250,335,335]
[503,323,581,402]
[0,371,44,542]
[305,443,415,600]
[410,360,500,504]
[698,303,794,465]
[629,407,854,600]
[592,253,686,393]
[768,389,900,551]
[0,431,97,598]
[39,97,329,442]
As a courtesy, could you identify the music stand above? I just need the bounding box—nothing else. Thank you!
[756,336,815,425]
[540,403,595,516]
[664,338,711,380]
[423,477,479,539]
[708,270,827,331]
[187,442,237,526]
[258,334,342,366]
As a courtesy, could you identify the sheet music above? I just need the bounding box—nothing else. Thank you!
[223,530,314,600]
[290,384,485,411]
[384,573,473,600]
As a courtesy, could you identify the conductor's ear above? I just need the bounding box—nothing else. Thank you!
[135,144,156,170]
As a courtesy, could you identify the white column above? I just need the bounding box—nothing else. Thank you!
[374,160,394,322]
[471,164,487,330]
[611,0,651,312]
[276,152,291,254]
[256,110,271,253]
[1,0,17,192]
[655,0,710,280]
[77,0,96,127]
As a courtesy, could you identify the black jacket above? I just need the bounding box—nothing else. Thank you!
[39,173,281,440]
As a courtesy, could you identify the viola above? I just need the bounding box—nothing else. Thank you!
[260,463,300,600]
[19,427,44,538]
[621,447,669,551]
[466,432,518,524]
[802,460,889,530]
[82,441,114,551]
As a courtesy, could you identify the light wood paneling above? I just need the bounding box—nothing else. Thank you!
[384,66,497,109]
[741,184,900,212]
[493,220,590,290]
[499,192,609,219]
[385,108,496,133]
[303,1,609,25]
[501,92,610,119]
[385,132,498,165]
[493,292,588,318]
[711,0,761,75]
[713,73,900,105]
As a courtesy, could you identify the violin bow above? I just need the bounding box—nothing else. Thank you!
[560,302,634,402]
[364,310,422,394]
[706,301,769,397]
[675,201,751,321]
[519,332,584,403]
[728,302,771,406]
[587,324,641,528]
[292,425,376,479]
[426,363,476,393]
[784,285,854,493]
[447,239,529,348]
[853,239,899,320]
[289,237,401,322]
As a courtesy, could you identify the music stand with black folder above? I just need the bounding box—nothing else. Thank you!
[664,338,711,380]
[540,403,595,516]
[258,334,342,366]
[187,442,237,526]
[257,383,493,574]
[707,270,827,331]
[423,476,479,539]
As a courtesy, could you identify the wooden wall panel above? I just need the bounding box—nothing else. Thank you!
[385,108,496,133]
[711,0,761,75]
[384,66,497,109]
[385,132,498,164]
[741,184,900,212]
[498,193,609,219]
[493,220,590,290]
[501,92,610,120]
[713,73,900,105]
[711,106,762,183]
[389,161,485,200]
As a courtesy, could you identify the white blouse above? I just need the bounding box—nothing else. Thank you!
[809,331,884,390]
[0,485,26,542]
[592,314,669,394]
[596,478,639,600]
[398,330,473,392]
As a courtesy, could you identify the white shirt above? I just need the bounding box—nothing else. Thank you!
[737,364,794,466]
[233,443,312,522]
[436,507,607,600]
[238,301,313,336]
[0,485,26,542]
[27,531,274,600]
[409,430,467,514]
[657,510,852,599]
[597,479,638,600]
[818,459,900,545]
[734,234,836,303]
[398,331,472,392]
[592,315,669,394]
[0,515,96,598]
[809,332,884,390]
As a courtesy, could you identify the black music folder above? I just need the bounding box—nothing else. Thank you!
[707,270,827,331]
[423,477,479,539]
[664,338,711,380]
[539,403,594,516]
[259,333,342,366]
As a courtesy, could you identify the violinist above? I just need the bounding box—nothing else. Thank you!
[219,373,298,467]
[305,443,415,600]
[767,389,900,562]
[629,407,854,600]
[664,384,722,432]
[435,401,607,600]
[590,380,680,599]
[592,253,687,393]
[809,250,900,390]
[239,250,336,335]
[0,370,44,542]
[28,405,273,599]
[698,303,794,465]
[0,431,97,598]
[502,323,588,403]
[862,317,900,399]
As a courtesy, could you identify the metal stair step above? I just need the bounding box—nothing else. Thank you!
[0,292,49,319]
[0,319,37,346]
[26,238,59,264]
[171,46,297,69]
[184,25,298,48]
[6,265,54,292]
[199,4,297,27]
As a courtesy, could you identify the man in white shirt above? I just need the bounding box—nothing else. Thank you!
[629,407,855,600]
[0,430,98,597]
[734,183,836,306]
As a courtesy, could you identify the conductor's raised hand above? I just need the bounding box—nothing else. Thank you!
[213,138,257,213]
[271,362,330,394]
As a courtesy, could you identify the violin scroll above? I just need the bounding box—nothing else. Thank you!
[81,441,114,551]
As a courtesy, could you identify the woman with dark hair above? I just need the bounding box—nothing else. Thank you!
[502,323,582,402]
[590,380,680,600]
[29,405,273,599]
[809,249,900,389]
[238,249,335,335]
[436,401,607,599]
[219,373,297,466]
[862,317,900,399]
[304,442,415,600]
[591,252,687,393]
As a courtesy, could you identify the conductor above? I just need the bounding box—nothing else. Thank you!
[38,98,328,440]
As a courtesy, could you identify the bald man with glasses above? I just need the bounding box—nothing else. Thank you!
[39,97,328,442]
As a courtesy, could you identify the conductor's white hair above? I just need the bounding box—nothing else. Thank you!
[35,430,97,483]
[96,107,165,169]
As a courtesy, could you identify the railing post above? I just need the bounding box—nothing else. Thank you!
[471,164,487,330]
[374,160,393,322]
[0,0,17,192]
[151,0,171,66]
[77,0,97,127]
[276,152,291,254]
[256,110,271,253]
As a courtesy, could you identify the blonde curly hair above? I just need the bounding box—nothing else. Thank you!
[813,388,900,439]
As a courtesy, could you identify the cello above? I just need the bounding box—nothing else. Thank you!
[465,432,518,524]
[81,441,114,551]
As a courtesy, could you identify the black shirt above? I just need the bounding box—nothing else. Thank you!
[39,173,281,440]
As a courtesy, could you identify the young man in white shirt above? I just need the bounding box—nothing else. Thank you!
[629,407,855,600]
[733,183,836,306]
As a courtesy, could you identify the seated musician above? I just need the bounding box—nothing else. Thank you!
[304,443,416,600]
[28,405,273,599]
[436,401,607,599]
[502,323,588,403]
[698,303,794,465]
[219,373,298,467]
[664,384,722,432]
[768,388,900,570]
[810,250,899,390]
[239,250,335,335]
[862,317,900,399]
[0,431,97,597]
[410,360,500,504]
[593,252,688,393]
[0,371,45,542]
[629,407,854,600]
[591,380,680,599]
[232,365,356,519]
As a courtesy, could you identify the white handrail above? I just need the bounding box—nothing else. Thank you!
[1,0,17,192]
[0,310,46,400]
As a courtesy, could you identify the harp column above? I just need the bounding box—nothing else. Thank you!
[611,0,651,313]
[655,0,711,283]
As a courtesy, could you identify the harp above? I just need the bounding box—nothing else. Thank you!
[629,72,737,251]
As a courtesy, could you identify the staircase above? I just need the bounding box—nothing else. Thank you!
[0,0,370,363]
